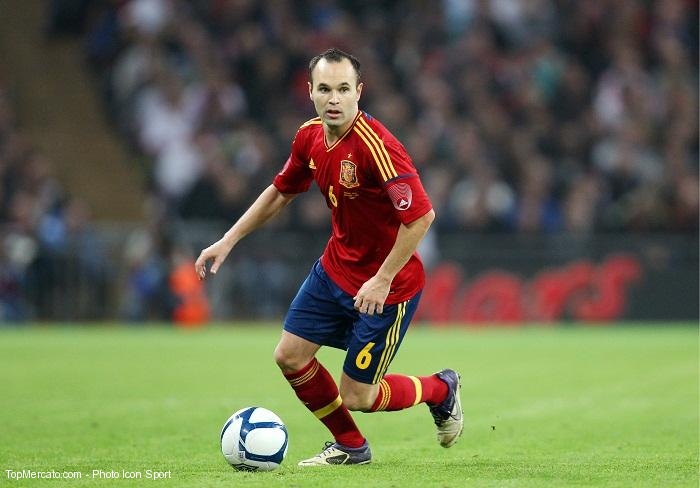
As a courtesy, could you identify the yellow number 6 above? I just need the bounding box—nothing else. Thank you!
[328,185,338,207]
[355,342,375,370]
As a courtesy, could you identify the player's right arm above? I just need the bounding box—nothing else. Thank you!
[196,123,314,280]
[195,185,296,279]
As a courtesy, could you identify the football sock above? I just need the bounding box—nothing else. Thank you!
[284,358,366,448]
[370,373,448,412]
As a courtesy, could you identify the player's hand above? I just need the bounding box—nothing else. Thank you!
[353,276,391,315]
[195,239,233,280]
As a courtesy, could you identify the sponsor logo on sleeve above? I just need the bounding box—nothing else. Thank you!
[387,182,412,210]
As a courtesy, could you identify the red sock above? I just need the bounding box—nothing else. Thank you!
[370,373,448,412]
[284,358,365,448]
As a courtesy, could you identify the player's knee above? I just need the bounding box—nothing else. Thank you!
[273,344,309,374]
[340,388,376,412]
[343,397,372,412]
[272,344,294,371]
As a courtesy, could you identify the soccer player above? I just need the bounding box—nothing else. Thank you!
[195,48,463,466]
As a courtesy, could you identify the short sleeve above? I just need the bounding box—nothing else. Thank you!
[385,174,433,224]
[369,133,432,224]
[272,129,313,194]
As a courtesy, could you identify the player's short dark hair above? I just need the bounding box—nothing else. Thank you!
[308,48,362,86]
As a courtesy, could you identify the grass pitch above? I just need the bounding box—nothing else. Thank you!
[1,323,697,487]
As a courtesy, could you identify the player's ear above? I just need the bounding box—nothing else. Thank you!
[308,81,313,100]
[356,82,363,101]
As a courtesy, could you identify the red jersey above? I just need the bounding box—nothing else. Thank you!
[272,111,433,304]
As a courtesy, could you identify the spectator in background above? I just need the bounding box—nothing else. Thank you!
[0,79,111,321]
[59,0,698,237]
[76,0,697,236]
[119,215,175,321]
[0,235,30,322]
[3,0,694,322]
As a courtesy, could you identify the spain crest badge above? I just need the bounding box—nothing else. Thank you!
[339,160,359,188]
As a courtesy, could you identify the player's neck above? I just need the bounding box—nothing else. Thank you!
[323,111,359,146]
[324,126,342,146]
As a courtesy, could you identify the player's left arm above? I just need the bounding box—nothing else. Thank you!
[353,208,435,315]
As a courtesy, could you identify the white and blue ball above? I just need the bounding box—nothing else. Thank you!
[220,406,288,471]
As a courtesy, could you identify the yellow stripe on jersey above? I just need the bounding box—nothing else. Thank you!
[355,118,398,181]
[372,302,407,384]
[354,120,396,181]
[299,117,322,129]
[356,118,394,178]
[353,126,389,181]
[408,375,422,406]
[312,395,343,419]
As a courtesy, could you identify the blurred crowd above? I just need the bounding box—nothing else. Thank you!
[1,0,698,322]
[0,80,110,320]
[75,0,697,233]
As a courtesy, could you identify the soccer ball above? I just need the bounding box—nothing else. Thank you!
[220,406,289,471]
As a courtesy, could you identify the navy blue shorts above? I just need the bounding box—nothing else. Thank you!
[283,260,421,384]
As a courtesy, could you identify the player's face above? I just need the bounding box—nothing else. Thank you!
[309,58,363,135]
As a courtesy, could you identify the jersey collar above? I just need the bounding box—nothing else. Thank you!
[324,111,362,152]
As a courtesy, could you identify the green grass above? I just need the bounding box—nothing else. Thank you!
[1,324,697,487]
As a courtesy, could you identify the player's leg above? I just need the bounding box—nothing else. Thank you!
[371,368,463,448]
[274,333,367,459]
[340,368,448,413]
[337,373,379,411]
[292,374,378,466]
[276,261,367,466]
[274,330,320,373]
[343,292,464,448]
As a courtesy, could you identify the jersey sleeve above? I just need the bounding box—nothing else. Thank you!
[272,128,313,194]
[373,133,433,224]
[385,173,432,224]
